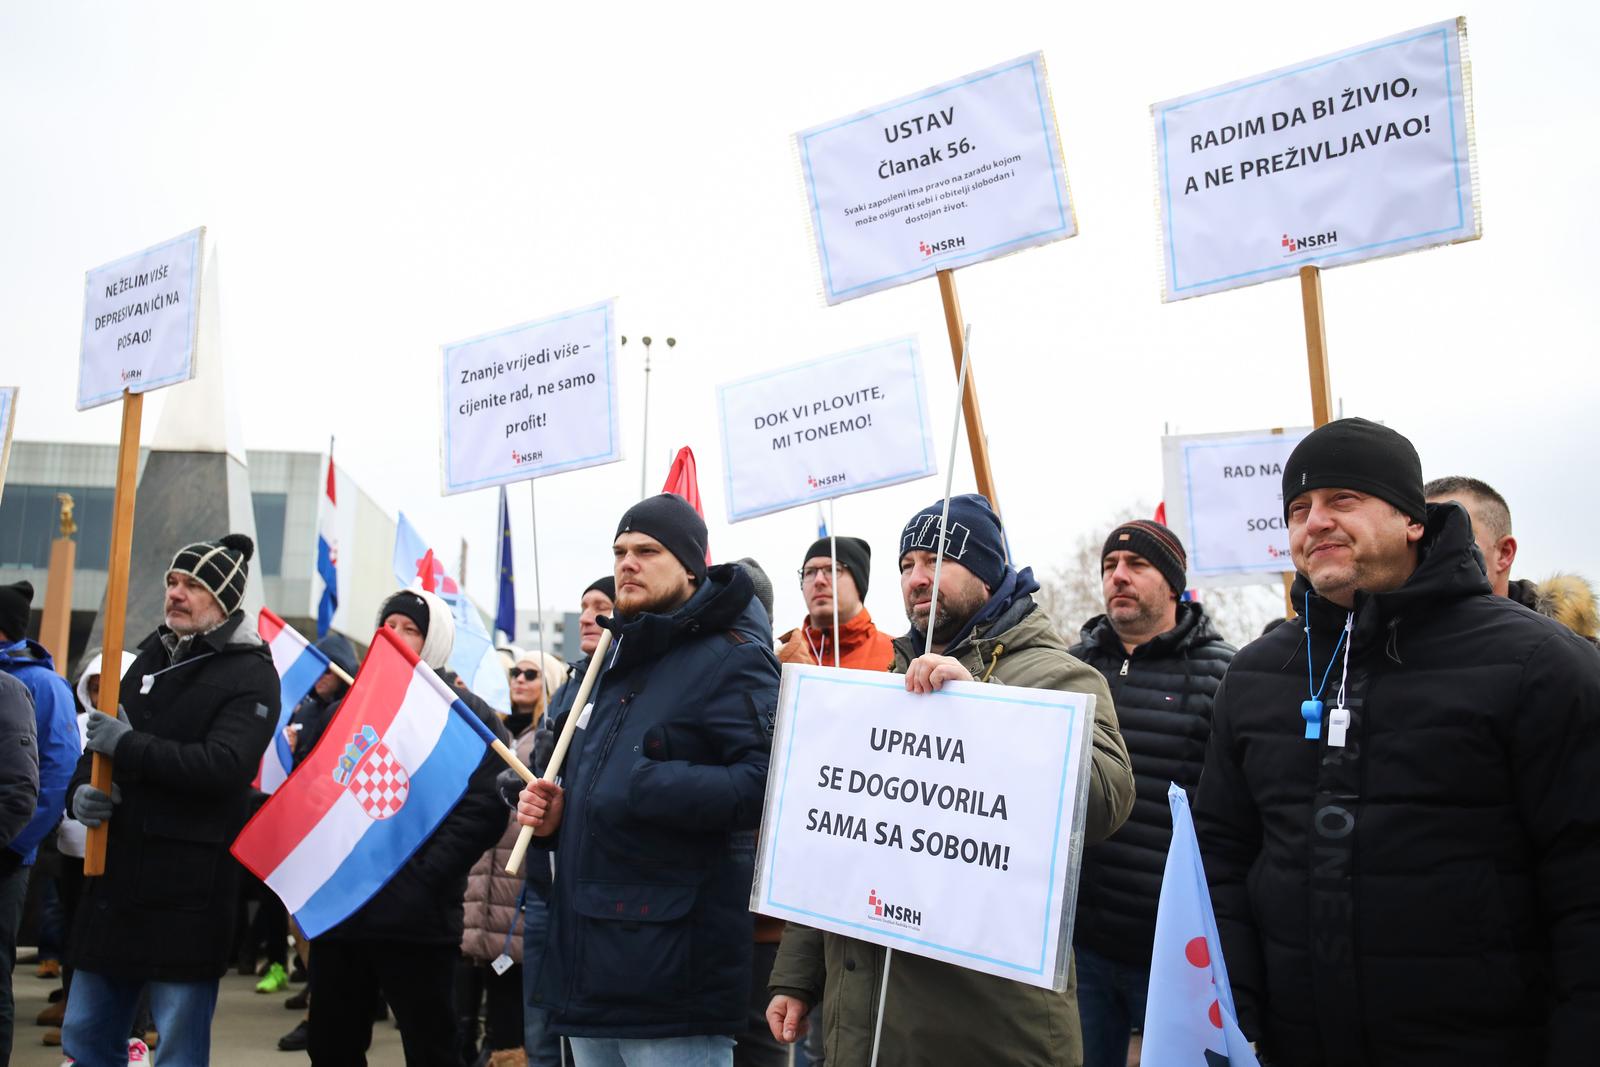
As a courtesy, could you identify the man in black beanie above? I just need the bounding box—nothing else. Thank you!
[1195,418,1600,1066]
[513,495,777,1065]
[61,533,279,1064]
[776,535,893,670]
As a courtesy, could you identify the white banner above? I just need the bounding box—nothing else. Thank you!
[1162,428,1312,584]
[1153,18,1478,301]
[78,228,205,410]
[440,300,620,495]
[752,665,1094,990]
[798,52,1076,305]
[717,338,936,522]
[0,387,16,506]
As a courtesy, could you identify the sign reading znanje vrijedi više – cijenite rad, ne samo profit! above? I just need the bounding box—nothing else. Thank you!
[797,52,1076,304]
[1153,17,1480,301]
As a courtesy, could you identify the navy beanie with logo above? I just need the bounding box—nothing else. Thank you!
[898,494,1006,590]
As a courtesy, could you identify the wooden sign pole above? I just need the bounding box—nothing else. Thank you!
[85,391,143,876]
[1280,265,1337,621]
[935,270,1001,514]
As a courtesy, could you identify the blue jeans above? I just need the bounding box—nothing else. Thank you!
[570,1034,735,1067]
[1075,944,1150,1067]
[62,970,219,1067]
[522,876,563,1066]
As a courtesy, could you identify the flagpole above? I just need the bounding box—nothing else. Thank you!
[529,483,550,704]
[829,500,840,668]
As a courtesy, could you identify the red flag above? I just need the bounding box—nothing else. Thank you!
[661,447,710,563]
[1154,501,1168,525]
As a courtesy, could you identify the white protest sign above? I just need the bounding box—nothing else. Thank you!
[1162,428,1312,585]
[0,387,16,506]
[716,338,936,522]
[752,665,1094,990]
[798,53,1076,305]
[78,228,205,410]
[1153,18,1478,301]
[440,300,620,495]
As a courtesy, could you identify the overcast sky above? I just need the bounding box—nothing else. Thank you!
[3,1,1595,639]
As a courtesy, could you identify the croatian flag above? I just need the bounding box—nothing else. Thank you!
[390,512,506,711]
[232,625,498,938]
[316,443,339,637]
[1142,783,1260,1067]
[257,608,332,795]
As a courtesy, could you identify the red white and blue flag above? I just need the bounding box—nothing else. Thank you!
[232,625,497,938]
[1142,783,1260,1067]
[257,608,332,795]
[315,442,339,637]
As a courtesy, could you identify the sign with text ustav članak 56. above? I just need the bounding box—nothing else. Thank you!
[798,53,1076,304]
[1153,18,1479,301]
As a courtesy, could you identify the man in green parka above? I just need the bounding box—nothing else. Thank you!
[767,494,1136,1067]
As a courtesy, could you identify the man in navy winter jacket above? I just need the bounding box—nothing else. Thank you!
[517,494,778,1067]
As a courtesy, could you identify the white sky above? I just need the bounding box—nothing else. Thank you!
[3,1,1596,638]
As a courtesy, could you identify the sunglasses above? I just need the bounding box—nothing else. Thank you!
[508,668,541,681]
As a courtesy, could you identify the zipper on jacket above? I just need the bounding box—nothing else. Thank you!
[980,643,1005,682]
[1119,658,1129,677]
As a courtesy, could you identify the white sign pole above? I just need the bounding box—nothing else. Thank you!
[829,501,841,669]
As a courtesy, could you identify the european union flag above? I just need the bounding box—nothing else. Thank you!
[495,486,516,641]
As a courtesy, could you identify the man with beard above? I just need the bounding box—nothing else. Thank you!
[1067,521,1234,1067]
[767,494,1135,1066]
[515,494,778,1066]
[1196,418,1600,1065]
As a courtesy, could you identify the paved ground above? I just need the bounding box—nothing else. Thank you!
[10,960,405,1066]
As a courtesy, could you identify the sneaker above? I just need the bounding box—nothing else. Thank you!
[36,959,61,979]
[256,962,289,994]
[278,1021,310,1052]
[37,999,66,1026]
[284,988,309,1011]
[126,1037,150,1064]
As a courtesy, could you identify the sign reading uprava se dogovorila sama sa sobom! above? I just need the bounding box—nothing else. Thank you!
[439,300,621,494]
[798,52,1076,304]
[752,665,1096,991]
[717,337,937,522]
[1153,18,1479,301]
[78,227,205,410]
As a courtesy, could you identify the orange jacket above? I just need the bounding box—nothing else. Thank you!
[776,607,896,673]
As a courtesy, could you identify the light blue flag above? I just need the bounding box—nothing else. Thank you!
[391,513,509,712]
[1142,783,1260,1067]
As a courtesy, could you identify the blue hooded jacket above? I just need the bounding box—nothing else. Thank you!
[0,638,82,864]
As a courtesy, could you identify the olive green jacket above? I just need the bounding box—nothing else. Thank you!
[768,596,1135,1067]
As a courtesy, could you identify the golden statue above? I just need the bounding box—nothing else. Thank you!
[56,493,76,539]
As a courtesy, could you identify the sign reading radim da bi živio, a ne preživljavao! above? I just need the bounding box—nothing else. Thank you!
[717,337,937,522]
[798,52,1076,304]
[752,665,1096,990]
[1153,18,1479,301]
[439,300,621,495]
[78,227,206,410]
[1161,428,1312,586]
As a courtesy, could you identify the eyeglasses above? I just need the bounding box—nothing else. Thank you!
[508,668,541,681]
[798,564,850,583]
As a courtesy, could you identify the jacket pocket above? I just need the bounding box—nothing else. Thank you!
[571,880,697,1006]
[136,814,224,912]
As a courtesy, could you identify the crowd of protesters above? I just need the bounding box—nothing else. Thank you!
[0,418,1596,1066]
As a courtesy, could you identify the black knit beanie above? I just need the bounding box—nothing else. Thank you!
[0,580,33,641]
[1282,418,1426,522]
[899,494,1006,590]
[582,576,617,603]
[1103,521,1187,595]
[615,494,708,582]
[801,536,872,597]
[379,591,430,638]
[167,534,253,618]
[736,558,775,624]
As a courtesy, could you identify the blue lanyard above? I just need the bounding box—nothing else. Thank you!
[1301,592,1351,741]
[498,884,528,961]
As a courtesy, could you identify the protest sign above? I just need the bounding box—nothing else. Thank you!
[78,227,206,410]
[1154,18,1478,301]
[752,665,1094,990]
[439,300,620,494]
[0,387,15,505]
[716,337,936,522]
[1162,428,1312,584]
[798,52,1075,305]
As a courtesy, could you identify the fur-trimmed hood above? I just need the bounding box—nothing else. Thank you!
[1533,573,1599,640]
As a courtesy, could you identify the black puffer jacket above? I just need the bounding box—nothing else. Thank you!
[1194,503,1600,1066]
[1068,601,1233,965]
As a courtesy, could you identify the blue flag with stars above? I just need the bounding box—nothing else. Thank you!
[495,487,515,642]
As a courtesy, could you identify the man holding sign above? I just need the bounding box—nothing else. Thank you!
[515,494,778,1066]
[768,494,1134,1066]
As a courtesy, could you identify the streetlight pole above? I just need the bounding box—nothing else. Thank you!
[624,334,676,499]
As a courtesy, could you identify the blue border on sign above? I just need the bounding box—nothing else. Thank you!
[78,229,203,409]
[440,301,618,493]
[1183,434,1304,576]
[801,55,1071,302]
[718,337,936,522]
[760,672,1082,976]
[1157,26,1469,293]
